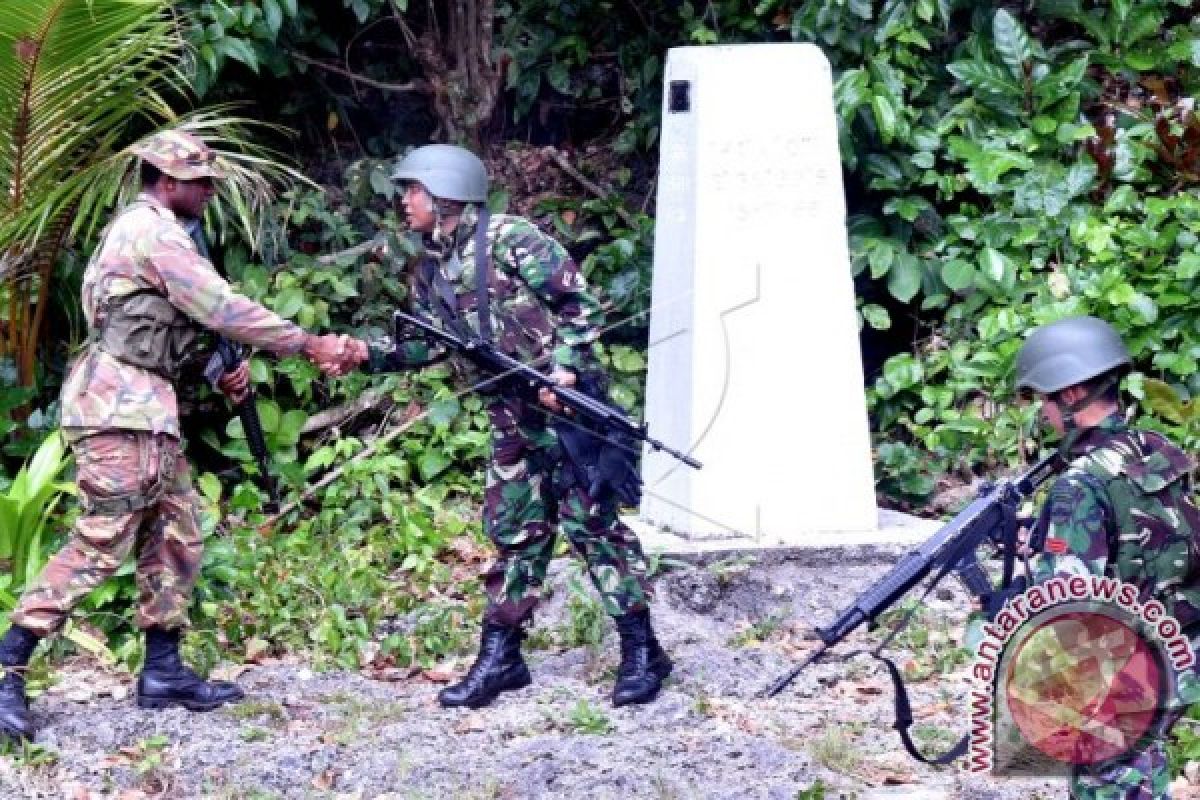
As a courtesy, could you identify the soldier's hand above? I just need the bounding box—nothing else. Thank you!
[538,369,577,413]
[1016,525,1034,558]
[304,333,356,377]
[217,360,251,403]
[340,337,370,372]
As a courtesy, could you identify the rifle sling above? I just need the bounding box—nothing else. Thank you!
[421,256,467,339]
[474,209,492,342]
[866,541,971,766]
[417,209,493,345]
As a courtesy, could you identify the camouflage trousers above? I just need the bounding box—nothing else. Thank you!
[1069,739,1169,799]
[481,408,651,627]
[11,431,204,636]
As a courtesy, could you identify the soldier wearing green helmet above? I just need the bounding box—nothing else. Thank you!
[362,143,670,710]
[1015,315,1200,799]
[0,130,365,742]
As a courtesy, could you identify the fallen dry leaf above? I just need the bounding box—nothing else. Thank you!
[453,713,486,734]
[60,782,98,800]
[312,768,339,790]
[421,668,458,684]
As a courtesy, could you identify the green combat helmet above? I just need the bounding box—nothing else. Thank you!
[391,144,488,202]
[1015,315,1131,394]
[131,130,224,181]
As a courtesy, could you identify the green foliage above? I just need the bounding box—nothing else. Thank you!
[183,0,304,96]
[564,698,613,735]
[1168,707,1200,777]
[0,431,72,608]
[798,0,1200,490]
[194,400,487,668]
[727,613,786,647]
[181,0,402,97]
[795,782,827,800]
[557,566,608,650]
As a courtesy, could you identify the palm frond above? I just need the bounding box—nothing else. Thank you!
[0,2,313,269]
[0,0,186,249]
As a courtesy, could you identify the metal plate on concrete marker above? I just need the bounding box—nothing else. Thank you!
[630,43,933,554]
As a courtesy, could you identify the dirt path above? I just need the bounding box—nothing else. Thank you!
[1,549,1070,799]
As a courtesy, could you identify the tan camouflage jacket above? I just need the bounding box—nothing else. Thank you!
[60,193,308,439]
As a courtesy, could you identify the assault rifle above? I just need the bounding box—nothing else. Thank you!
[393,310,702,474]
[762,451,1064,763]
[186,221,282,513]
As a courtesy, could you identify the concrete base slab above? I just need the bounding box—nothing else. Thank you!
[627,509,942,562]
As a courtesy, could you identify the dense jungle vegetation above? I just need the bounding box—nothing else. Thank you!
[2,0,1200,768]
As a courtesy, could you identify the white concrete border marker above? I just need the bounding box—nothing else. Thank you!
[634,42,900,552]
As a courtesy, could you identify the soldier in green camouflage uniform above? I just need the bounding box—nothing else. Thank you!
[0,131,359,741]
[1016,316,1200,800]
[364,144,669,709]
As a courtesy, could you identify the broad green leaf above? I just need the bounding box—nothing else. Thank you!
[979,248,1008,283]
[883,354,924,391]
[870,93,898,142]
[369,167,393,197]
[1124,8,1165,47]
[1128,293,1158,324]
[547,62,570,95]
[993,9,1033,80]
[868,240,895,279]
[218,37,260,74]
[262,0,283,37]
[833,68,870,119]
[272,287,306,318]
[197,473,222,504]
[887,253,922,303]
[1065,163,1097,197]
[861,304,891,330]
[418,451,451,481]
[277,410,308,446]
[257,399,282,435]
[1143,379,1188,425]
[947,60,1022,99]
[941,259,975,291]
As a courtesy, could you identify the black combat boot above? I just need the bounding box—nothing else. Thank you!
[438,622,531,709]
[137,627,244,711]
[612,609,672,707]
[0,625,39,741]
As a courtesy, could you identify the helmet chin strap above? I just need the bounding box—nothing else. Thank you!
[429,197,468,254]
[1053,372,1119,450]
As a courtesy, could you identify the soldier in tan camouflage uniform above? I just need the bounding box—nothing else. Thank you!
[0,131,361,741]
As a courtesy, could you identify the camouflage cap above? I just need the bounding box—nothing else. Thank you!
[131,130,224,181]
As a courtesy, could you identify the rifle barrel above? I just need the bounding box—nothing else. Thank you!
[395,311,702,471]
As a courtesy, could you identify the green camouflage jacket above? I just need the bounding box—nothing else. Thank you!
[60,193,308,439]
[368,205,604,378]
[1033,415,1200,630]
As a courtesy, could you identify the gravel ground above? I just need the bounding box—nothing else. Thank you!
[0,548,1072,799]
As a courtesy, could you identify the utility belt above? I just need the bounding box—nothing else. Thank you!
[92,289,199,382]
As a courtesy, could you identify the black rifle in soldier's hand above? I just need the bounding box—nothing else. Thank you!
[761,451,1064,764]
[186,220,282,513]
[393,310,701,506]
